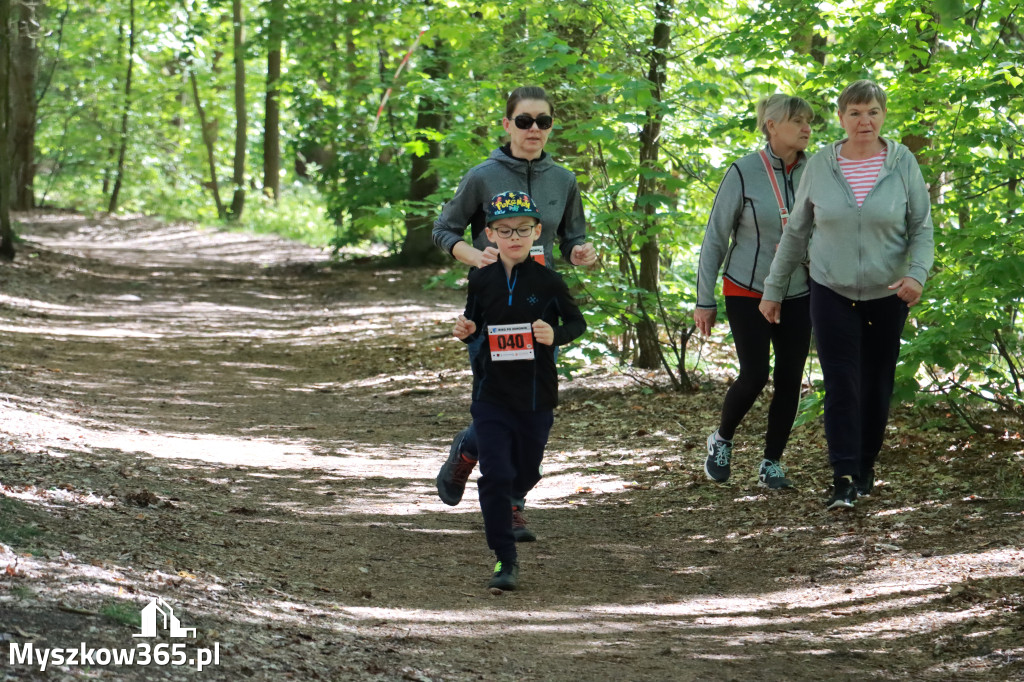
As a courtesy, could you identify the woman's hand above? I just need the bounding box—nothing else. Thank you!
[452,241,499,269]
[694,308,717,336]
[477,246,500,268]
[532,319,555,346]
[453,315,477,340]
[570,242,598,267]
[759,299,782,324]
[889,277,924,307]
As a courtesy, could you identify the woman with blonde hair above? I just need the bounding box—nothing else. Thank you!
[695,93,816,489]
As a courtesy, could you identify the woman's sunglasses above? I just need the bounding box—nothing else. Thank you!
[513,114,553,130]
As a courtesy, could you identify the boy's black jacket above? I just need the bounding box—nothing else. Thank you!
[463,258,586,410]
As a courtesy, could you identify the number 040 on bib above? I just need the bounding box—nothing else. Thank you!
[487,323,535,361]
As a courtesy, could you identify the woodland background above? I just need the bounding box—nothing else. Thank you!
[0,0,1022,429]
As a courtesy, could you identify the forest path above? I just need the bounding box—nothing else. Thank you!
[0,212,1021,681]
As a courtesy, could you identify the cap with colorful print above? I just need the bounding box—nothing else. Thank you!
[486,191,541,224]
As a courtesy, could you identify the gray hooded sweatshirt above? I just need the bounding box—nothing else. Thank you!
[432,146,587,267]
[696,143,810,309]
[762,136,934,302]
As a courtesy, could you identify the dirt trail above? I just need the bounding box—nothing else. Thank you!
[0,212,1022,681]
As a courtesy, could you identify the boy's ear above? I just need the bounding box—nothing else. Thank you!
[533,221,543,236]
[484,226,494,242]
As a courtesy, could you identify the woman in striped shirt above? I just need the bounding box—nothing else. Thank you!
[758,80,935,510]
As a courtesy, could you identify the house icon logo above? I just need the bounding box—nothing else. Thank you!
[133,597,197,639]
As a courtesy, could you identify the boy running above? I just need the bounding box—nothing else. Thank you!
[451,190,586,591]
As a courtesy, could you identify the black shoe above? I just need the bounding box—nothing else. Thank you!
[436,429,477,506]
[758,459,793,489]
[826,475,857,510]
[856,468,875,497]
[511,505,537,542]
[704,431,733,482]
[487,560,519,591]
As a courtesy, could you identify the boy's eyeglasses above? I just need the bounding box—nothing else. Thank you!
[492,225,536,238]
[513,114,553,130]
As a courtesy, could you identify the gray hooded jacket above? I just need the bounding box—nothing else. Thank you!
[432,146,587,267]
[695,143,811,309]
[762,136,934,302]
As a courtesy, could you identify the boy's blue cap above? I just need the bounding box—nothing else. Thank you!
[487,191,541,224]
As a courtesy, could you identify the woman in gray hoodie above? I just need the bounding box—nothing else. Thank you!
[759,80,934,510]
[694,94,815,490]
[431,86,597,541]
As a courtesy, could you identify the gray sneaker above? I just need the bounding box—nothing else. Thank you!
[704,431,733,482]
[758,459,793,489]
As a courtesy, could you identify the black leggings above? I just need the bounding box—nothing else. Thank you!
[718,295,811,460]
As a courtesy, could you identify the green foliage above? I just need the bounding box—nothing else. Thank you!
[0,498,42,548]
[423,268,466,291]
[793,386,826,430]
[37,2,261,221]
[100,601,143,628]
[231,184,335,246]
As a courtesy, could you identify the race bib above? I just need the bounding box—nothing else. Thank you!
[530,245,545,265]
[488,323,535,361]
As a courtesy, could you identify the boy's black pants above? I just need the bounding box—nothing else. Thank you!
[470,401,553,563]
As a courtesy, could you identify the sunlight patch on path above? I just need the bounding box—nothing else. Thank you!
[0,401,637,513]
[25,213,329,267]
[5,537,1018,652]
[326,546,1021,640]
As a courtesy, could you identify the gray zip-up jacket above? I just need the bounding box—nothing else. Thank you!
[762,136,934,303]
[695,143,810,309]
[432,145,587,267]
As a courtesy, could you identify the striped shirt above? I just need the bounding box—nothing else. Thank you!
[838,147,887,206]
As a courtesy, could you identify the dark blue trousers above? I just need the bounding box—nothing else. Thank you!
[461,337,552,507]
[470,401,552,563]
[810,280,908,479]
[719,295,811,460]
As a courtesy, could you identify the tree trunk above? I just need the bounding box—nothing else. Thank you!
[107,0,135,213]
[900,12,940,205]
[398,38,448,265]
[0,0,15,260]
[10,0,39,210]
[190,69,226,220]
[227,0,246,220]
[262,0,283,201]
[634,0,672,369]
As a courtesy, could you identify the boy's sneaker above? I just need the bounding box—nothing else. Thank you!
[826,475,857,510]
[487,560,519,591]
[758,459,793,489]
[704,431,733,482]
[856,468,875,497]
[436,429,477,506]
[511,505,537,542]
